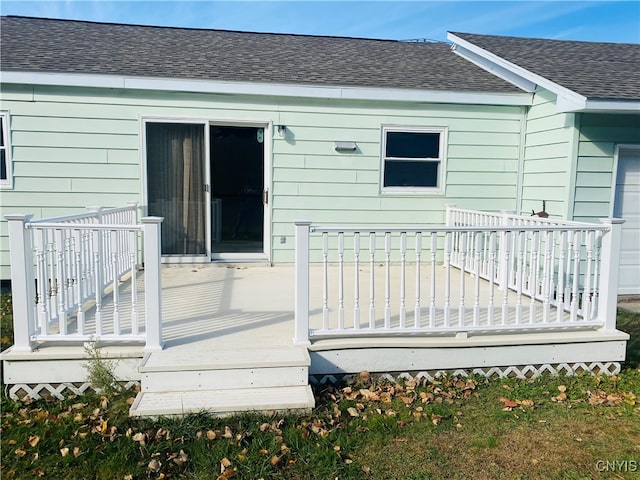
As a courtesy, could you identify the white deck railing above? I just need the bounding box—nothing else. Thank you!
[6,204,164,352]
[293,209,624,344]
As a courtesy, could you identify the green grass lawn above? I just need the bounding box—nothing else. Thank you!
[2,295,639,479]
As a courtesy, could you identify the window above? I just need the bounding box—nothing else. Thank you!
[381,127,446,192]
[0,112,10,188]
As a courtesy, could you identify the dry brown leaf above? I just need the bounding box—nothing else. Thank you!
[220,457,232,469]
[207,430,218,440]
[347,407,359,417]
[14,449,26,457]
[558,385,567,393]
[499,397,518,408]
[28,435,40,447]
[270,455,283,467]
[148,458,161,473]
[60,447,70,457]
[223,426,233,439]
[431,414,443,425]
[73,447,82,458]
[280,444,291,455]
[132,432,146,445]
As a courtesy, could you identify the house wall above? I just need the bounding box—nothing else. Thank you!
[0,83,525,277]
[572,113,640,223]
[520,88,576,218]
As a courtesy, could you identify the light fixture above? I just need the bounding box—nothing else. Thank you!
[276,125,286,137]
[334,141,357,152]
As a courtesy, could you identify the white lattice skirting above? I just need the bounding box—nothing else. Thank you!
[7,381,141,400]
[309,362,622,386]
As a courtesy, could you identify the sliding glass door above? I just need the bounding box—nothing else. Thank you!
[146,122,207,256]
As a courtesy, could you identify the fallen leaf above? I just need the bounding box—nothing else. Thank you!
[347,407,360,417]
[147,458,161,473]
[499,397,518,408]
[14,449,26,457]
[60,447,70,457]
[270,455,283,467]
[73,447,82,458]
[28,435,40,447]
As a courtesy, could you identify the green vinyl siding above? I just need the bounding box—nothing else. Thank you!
[573,113,640,223]
[520,88,576,218]
[0,83,524,275]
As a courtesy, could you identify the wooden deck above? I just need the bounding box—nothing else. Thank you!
[1,263,628,413]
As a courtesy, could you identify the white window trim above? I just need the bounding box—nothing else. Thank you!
[380,126,447,195]
[0,111,12,189]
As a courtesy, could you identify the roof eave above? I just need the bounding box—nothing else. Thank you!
[0,70,533,107]
[448,32,594,114]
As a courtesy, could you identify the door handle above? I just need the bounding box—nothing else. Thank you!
[263,189,269,205]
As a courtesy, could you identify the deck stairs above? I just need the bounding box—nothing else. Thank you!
[129,346,315,417]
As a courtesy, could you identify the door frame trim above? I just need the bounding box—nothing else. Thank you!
[610,143,640,217]
[140,115,272,263]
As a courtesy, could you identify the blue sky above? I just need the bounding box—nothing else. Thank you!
[1,1,638,43]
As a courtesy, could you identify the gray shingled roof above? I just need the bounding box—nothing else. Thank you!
[0,16,522,93]
[452,32,640,101]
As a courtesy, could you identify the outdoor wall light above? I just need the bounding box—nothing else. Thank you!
[276,125,287,137]
[334,141,358,152]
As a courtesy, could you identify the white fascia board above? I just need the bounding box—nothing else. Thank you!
[450,44,537,93]
[0,70,532,107]
[582,99,640,114]
[448,33,588,113]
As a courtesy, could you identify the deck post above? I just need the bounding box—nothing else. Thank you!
[597,218,624,332]
[445,204,456,226]
[294,220,312,346]
[142,217,164,351]
[6,214,36,352]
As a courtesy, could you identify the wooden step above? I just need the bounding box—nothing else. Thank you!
[129,385,315,418]
[139,346,310,372]
[141,365,309,392]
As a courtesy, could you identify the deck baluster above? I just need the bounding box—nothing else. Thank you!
[429,232,437,327]
[369,232,375,329]
[322,232,329,330]
[556,231,567,322]
[515,230,524,323]
[399,232,406,329]
[130,234,139,335]
[570,230,581,321]
[528,231,539,323]
[487,231,496,325]
[338,232,345,331]
[111,231,120,335]
[473,232,481,326]
[458,231,467,327]
[444,231,452,327]
[501,231,511,325]
[384,232,391,329]
[353,232,360,329]
[56,229,68,335]
[583,230,594,321]
[542,230,553,323]
[415,232,422,328]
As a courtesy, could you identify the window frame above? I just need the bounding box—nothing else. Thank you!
[0,112,11,189]
[380,126,447,194]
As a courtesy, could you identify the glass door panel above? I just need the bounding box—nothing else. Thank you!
[146,122,207,255]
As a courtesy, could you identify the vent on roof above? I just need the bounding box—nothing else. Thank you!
[400,38,446,43]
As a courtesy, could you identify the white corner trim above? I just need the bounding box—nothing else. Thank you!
[0,70,533,107]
